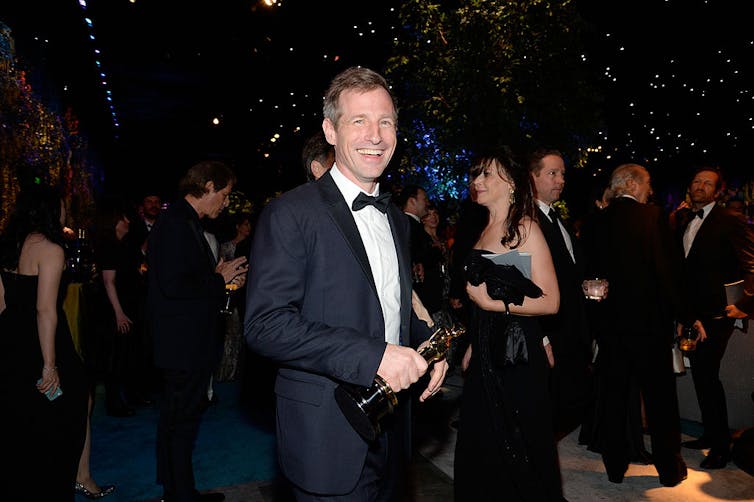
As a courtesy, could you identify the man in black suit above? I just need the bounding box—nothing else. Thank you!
[528,149,592,441]
[244,67,447,501]
[147,161,248,502]
[582,163,688,487]
[394,184,431,284]
[675,167,754,469]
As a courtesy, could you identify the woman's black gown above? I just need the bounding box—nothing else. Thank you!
[453,250,563,501]
[0,271,88,500]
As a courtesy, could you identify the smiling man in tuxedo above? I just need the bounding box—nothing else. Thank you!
[244,67,446,501]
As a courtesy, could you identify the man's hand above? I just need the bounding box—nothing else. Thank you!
[376,344,428,392]
[216,256,248,284]
[726,304,748,319]
[679,320,708,342]
[419,360,449,402]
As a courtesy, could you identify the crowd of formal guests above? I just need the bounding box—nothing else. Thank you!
[2,65,753,502]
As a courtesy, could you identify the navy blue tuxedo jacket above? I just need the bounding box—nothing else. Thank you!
[244,172,429,494]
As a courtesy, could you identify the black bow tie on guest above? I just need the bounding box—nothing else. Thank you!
[693,209,704,219]
[548,208,560,222]
[352,192,392,213]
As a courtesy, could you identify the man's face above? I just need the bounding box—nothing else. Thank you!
[688,170,720,207]
[322,87,397,192]
[143,195,161,219]
[201,182,232,219]
[411,189,429,218]
[531,155,565,205]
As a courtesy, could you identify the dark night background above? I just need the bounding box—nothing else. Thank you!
[2,0,752,216]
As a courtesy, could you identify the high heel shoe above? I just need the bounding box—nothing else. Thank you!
[74,482,116,499]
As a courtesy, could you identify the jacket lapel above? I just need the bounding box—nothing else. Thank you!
[318,174,377,294]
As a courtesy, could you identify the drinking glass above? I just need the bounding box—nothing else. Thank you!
[679,326,699,353]
[221,282,239,315]
[582,278,609,301]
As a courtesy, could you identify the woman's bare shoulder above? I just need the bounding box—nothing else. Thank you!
[18,234,64,274]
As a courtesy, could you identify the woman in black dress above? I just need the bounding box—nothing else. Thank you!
[454,148,563,501]
[91,199,143,416]
[0,184,88,500]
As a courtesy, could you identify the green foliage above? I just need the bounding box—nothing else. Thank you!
[386,0,603,183]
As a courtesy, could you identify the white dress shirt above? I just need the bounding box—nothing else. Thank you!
[683,202,715,258]
[330,164,401,345]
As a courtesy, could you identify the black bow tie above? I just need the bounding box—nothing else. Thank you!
[352,192,391,213]
[548,208,560,222]
[692,209,704,219]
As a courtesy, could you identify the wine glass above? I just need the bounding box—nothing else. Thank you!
[220,282,239,315]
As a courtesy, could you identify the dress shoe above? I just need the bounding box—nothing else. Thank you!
[660,472,687,487]
[659,462,688,487]
[74,482,116,499]
[682,437,711,449]
[700,448,731,469]
[198,493,225,501]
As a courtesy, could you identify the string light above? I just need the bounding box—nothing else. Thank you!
[76,0,119,134]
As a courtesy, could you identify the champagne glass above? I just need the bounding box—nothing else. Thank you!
[221,282,239,315]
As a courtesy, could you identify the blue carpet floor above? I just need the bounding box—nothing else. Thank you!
[84,381,278,502]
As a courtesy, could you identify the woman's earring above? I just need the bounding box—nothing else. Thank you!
[509,186,516,205]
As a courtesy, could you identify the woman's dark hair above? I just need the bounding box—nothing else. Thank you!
[0,184,65,270]
[92,197,129,249]
[468,146,534,249]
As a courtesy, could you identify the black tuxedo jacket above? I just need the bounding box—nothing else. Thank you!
[536,206,590,353]
[406,212,432,266]
[582,197,684,340]
[677,205,754,318]
[244,172,430,494]
[147,198,225,370]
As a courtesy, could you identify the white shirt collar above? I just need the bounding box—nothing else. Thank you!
[698,201,715,218]
[404,212,421,223]
[329,162,381,206]
[535,199,553,217]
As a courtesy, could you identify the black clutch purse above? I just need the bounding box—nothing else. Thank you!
[464,252,542,307]
[465,252,543,366]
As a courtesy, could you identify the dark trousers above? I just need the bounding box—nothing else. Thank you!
[689,317,734,450]
[156,367,212,502]
[599,335,684,483]
[291,417,406,501]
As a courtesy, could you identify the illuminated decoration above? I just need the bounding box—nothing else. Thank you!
[0,22,96,232]
[77,0,120,133]
[583,2,753,193]
[393,119,470,201]
[227,190,253,216]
